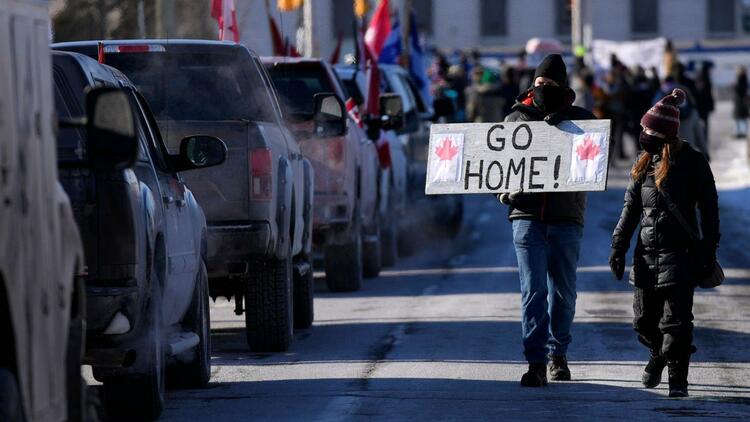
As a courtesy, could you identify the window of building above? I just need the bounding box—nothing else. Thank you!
[631,0,658,34]
[412,0,433,35]
[480,0,507,36]
[708,0,736,33]
[556,0,572,36]
[332,0,356,38]
[743,0,750,32]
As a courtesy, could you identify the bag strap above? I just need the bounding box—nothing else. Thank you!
[659,189,701,242]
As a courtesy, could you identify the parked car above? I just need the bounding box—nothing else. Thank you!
[1,4,86,421]
[52,50,226,420]
[263,57,391,290]
[379,64,464,243]
[334,65,408,266]
[53,40,317,352]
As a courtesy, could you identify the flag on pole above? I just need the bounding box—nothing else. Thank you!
[268,13,286,55]
[378,10,432,104]
[211,0,240,42]
[354,0,369,18]
[278,0,303,12]
[330,32,343,64]
[364,0,391,58]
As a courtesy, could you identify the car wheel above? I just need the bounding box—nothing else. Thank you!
[101,267,165,421]
[380,219,398,267]
[0,368,23,422]
[66,279,86,422]
[244,249,294,352]
[324,234,363,292]
[293,255,314,329]
[168,259,211,389]
[362,224,382,278]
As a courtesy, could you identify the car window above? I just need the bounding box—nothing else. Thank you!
[53,66,87,162]
[129,92,170,172]
[104,49,275,122]
[401,74,428,113]
[267,65,335,121]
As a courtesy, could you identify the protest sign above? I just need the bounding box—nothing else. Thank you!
[425,120,612,195]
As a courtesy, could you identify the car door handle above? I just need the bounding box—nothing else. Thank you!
[163,195,175,205]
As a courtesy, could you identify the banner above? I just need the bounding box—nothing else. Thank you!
[425,120,612,195]
[591,37,666,76]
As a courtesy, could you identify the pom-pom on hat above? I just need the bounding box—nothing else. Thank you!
[640,88,686,138]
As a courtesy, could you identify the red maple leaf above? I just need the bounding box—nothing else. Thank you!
[576,135,601,160]
[435,137,459,161]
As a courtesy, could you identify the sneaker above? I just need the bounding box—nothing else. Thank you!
[642,351,666,388]
[667,360,689,398]
[548,355,571,381]
[520,363,548,387]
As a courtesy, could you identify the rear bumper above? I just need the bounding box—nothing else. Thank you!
[84,285,143,368]
[206,222,273,278]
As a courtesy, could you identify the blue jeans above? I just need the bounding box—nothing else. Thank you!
[512,219,583,364]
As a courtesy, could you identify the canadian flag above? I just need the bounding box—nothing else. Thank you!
[211,0,240,43]
[568,133,608,183]
[428,133,464,184]
[345,98,363,128]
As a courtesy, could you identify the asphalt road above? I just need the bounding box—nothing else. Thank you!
[117,103,750,421]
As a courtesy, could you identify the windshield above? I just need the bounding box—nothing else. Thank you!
[267,65,334,120]
[105,50,274,122]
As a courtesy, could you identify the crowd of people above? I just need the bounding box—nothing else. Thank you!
[426,45,731,163]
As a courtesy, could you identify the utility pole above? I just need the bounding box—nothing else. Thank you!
[303,0,315,57]
[571,0,582,50]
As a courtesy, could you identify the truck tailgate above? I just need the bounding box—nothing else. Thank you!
[159,120,251,222]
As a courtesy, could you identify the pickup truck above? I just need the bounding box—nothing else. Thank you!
[53,40,317,351]
[1,3,85,421]
[379,64,464,246]
[334,65,408,267]
[52,51,226,420]
[263,57,387,290]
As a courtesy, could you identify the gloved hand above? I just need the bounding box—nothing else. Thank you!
[496,189,523,206]
[608,249,626,281]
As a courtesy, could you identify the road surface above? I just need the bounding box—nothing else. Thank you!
[100,103,750,421]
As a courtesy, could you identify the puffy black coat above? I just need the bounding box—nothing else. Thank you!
[611,142,720,289]
[504,88,596,226]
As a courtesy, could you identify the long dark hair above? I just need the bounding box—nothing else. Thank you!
[631,138,682,190]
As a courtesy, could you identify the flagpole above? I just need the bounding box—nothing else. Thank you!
[401,0,411,68]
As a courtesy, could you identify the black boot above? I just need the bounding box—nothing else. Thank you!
[667,360,689,398]
[520,363,548,387]
[642,350,666,388]
[548,355,571,381]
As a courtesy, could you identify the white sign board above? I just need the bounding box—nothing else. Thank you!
[425,120,612,195]
[591,37,667,77]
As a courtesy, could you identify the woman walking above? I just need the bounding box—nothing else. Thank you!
[608,88,720,398]
[733,66,749,138]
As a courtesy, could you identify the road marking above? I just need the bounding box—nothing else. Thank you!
[373,266,750,279]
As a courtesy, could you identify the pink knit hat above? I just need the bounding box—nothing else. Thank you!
[640,88,686,138]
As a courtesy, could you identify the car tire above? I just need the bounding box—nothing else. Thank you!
[66,283,86,422]
[362,228,382,279]
[168,259,211,389]
[397,230,416,257]
[101,269,165,421]
[380,220,398,267]
[0,368,24,422]
[244,253,294,352]
[324,235,363,292]
[293,255,314,329]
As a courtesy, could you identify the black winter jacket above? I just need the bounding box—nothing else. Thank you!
[504,88,597,226]
[611,142,720,289]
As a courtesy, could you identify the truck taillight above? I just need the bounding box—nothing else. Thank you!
[102,44,166,53]
[250,149,272,201]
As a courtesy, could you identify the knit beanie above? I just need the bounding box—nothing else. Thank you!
[534,54,568,87]
[640,88,686,138]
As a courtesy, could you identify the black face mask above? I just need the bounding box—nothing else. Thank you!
[639,131,665,154]
[533,85,566,113]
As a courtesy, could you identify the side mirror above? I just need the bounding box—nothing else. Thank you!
[379,93,405,131]
[85,87,138,170]
[173,135,227,172]
[313,92,347,138]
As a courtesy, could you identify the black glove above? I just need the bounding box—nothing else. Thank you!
[497,189,523,206]
[609,249,625,281]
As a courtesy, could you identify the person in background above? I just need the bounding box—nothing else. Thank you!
[601,68,628,160]
[572,70,594,112]
[733,66,749,138]
[465,66,504,123]
[610,88,719,398]
[499,66,520,118]
[498,54,596,388]
[627,66,656,153]
[694,61,715,143]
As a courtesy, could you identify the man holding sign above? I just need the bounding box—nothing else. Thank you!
[424,54,608,387]
[500,54,596,387]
